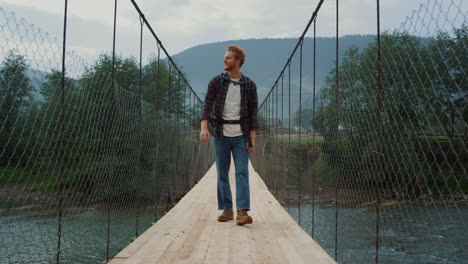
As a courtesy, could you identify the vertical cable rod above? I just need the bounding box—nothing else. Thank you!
[311,17,317,238]
[106,0,118,261]
[375,0,383,262]
[57,0,68,262]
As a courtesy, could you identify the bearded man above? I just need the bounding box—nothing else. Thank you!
[200,45,258,225]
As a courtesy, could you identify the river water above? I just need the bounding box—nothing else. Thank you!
[1,203,466,263]
[0,202,159,264]
[287,204,467,264]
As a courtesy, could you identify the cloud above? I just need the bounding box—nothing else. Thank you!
[1,0,463,66]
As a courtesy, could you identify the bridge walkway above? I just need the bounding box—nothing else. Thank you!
[109,161,335,264]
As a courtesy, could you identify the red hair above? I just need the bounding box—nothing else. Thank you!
[226,45,245,67]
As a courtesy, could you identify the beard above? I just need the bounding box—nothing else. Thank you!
[224,64,233,71]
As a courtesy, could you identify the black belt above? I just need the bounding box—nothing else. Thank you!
[222,119,241,124]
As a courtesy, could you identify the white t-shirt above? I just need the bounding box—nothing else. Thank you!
[222,77,242,137]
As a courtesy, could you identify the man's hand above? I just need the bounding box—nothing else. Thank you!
[200,120,210,143]
[247,129,257,154]
[200,129,210,143]
[246,140,255,154]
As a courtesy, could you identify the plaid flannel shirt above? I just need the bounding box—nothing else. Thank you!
[201,72,259,138]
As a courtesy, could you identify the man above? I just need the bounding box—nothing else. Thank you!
[200,45,258,225]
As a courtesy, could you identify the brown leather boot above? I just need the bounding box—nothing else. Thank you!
[236,209,253,225]
[217,209,234,222]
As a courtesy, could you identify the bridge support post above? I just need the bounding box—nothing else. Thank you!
[56,0,69,263]
[375,0,383,263]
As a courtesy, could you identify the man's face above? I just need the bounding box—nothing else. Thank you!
[224,51,240,71]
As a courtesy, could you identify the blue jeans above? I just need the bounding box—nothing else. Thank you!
[213,135,250,211]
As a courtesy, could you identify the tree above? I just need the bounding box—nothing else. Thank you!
[317,32,433,186]
[292,108,314,131]
[78,53,140,153]
[37,70,80,165]
[76,53,190,200]
[316,27,466,194]
[142,56,188,117]
[0,51,33,165]
[427,26,467,139]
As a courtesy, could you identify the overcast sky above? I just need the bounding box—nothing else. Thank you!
[0,0,465,65]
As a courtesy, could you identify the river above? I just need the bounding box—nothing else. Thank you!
[1,202,466,263]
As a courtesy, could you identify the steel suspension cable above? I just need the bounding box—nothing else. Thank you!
[179,75,182,121]
[106,0,118,261]
[334,0,340,260]
[375,0,383,262]
[168,62,172,118]
[185,89,188,137]
[259,0,324,108]
[156,43,161,111]
[288,62,292,214]
[154,41,161,222]
[135,15,144,239]
[281,74,284,143]
[129,0,202,103]
[275,82,279,197]
[281,74,284,204]
[311,17,317,239]
[56,0,68,263]
[298,40,303,226]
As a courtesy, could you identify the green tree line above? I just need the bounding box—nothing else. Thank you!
[311,27,467,195]
[0,51,202,203]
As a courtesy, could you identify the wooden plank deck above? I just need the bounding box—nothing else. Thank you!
[109,160,336,264]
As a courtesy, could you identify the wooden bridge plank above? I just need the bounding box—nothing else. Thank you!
[204,216,232,264]
[109,160,335,264]
[109,165,217,263]
[247,163,299,264]
[249,166,335,264]
[228,222,251,264]
[172,201,217,264]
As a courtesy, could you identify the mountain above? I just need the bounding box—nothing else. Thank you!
[0,65,47,101]
[171,35,376,106]
[26,68,48,101]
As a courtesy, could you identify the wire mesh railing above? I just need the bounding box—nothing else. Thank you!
[250,0,467,263]
[0,1,213,263]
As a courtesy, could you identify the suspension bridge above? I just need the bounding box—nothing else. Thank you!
[108,162,334,264]
[0,0,466,263]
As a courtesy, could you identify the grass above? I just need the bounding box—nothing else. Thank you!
[260,136,336,188]
[262,133,466,194]
[417,134,466,142]
[268,138,324,154]
[0,167,33,184]
[0,167,57,191]
[0,165,103,192]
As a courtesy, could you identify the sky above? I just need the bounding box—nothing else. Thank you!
[0,0,465,65]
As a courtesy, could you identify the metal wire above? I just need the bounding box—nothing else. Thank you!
[0,3,212,263]
[0,0,466,263]
[251,0,467,263]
